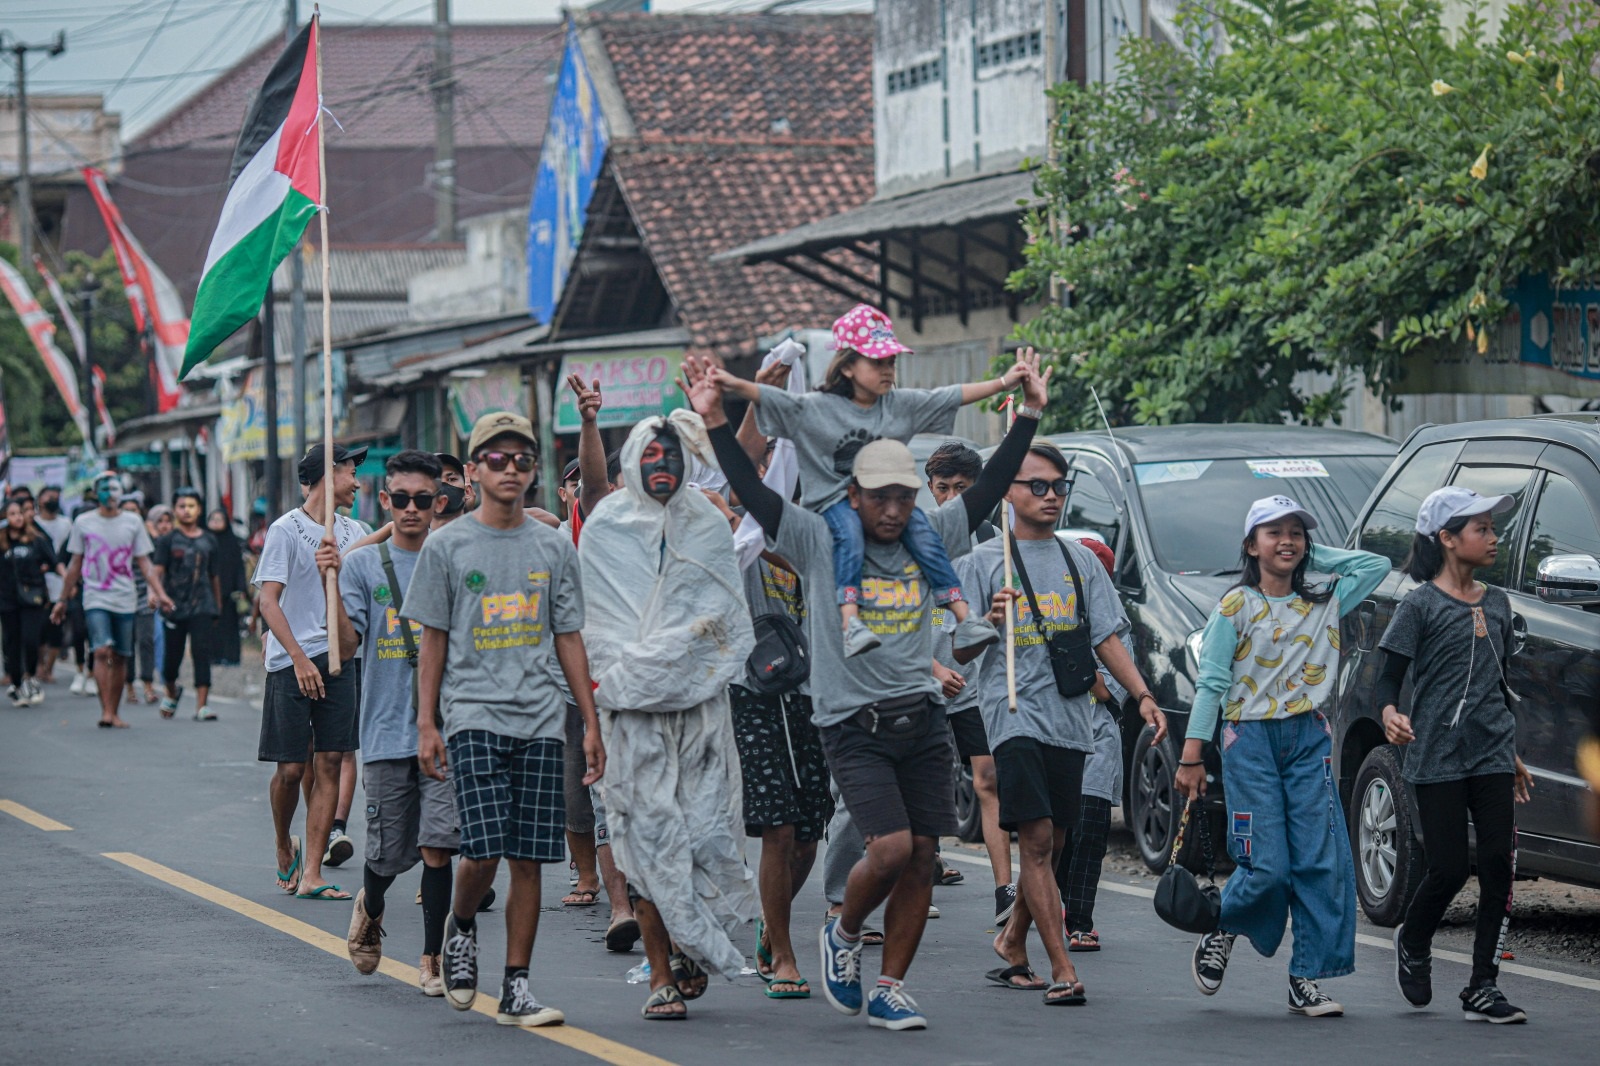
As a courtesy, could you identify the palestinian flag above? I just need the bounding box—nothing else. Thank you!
[183,17,322,378]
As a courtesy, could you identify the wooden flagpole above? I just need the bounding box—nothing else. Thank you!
[1000,396,1017,713]
[314,7,340,676]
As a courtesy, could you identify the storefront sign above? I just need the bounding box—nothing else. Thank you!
[219,360,347,463]
[448,366,526,438]
[553,350,685,433]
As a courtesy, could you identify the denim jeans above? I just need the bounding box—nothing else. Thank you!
[823,498,964,606]
[1218,711,1356,980]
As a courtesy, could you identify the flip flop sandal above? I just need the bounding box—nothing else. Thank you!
[937,863,965,886]
[755,917,774,982]
[562,889,600,907]
[764,977,810,1000]
[275,835,303,894]
[642,984,687,1020]
[605,917,641,953]
[1044,981,1087,1006]
[1068,930,1101,952]
[985,965,1046,990]
[860,928,884,947]
[669,952,708,1001]
[296,883,351,901]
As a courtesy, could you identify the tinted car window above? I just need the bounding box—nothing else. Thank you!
[1135,456,1390,575]
[1064,457,1122,548]
[1450,465,1535,588]
[1359,442,1461,565]
[1521,472,1600,593]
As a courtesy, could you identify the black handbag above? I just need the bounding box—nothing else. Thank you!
[1153,798,1222,934]
[745,612,809,696]
[1010,534,1099,698]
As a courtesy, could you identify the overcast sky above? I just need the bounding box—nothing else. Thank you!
[8,0,867,138]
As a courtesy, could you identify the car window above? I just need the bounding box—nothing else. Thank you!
[1450,465,1535,588]
[1359,443,1461,566]
[1063,457,1122,549]
[1520,472,1600,594]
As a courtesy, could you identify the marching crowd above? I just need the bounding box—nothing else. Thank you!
[6,305,1536,1034]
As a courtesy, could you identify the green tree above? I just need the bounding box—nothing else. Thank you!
[0,243,149,450]
[1014,0,1600,429]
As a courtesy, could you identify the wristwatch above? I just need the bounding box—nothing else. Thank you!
[1017,404,1044,421]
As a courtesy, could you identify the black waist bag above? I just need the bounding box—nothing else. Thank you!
[745,612,809,696]
[1012,534,1099,699]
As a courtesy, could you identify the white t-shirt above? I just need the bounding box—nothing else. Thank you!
[66,510,155,615]
[253,508,364,672]
[35,513,72,599]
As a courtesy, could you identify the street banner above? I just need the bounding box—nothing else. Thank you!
[91,366,116,445]
[183,19,321,380]
[81,166,190,412]
[34,257,115,444]
[0,257,91,443]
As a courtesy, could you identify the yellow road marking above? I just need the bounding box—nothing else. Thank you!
[103,852,679,1066]
[0,800,71,831]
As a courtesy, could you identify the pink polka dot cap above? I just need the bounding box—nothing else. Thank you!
[831,303,913,360]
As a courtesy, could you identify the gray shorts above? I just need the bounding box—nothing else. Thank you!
[362,757,459,877]
[1082,703,1124,804]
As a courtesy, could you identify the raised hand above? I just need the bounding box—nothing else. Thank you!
[1017,347,1052,411]
[566,373,603,424]
[678,354,728,427]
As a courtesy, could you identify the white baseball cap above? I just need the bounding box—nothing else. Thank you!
[1415,486,1514,536]
[852,439,922,490]
[1243,495,1319,538]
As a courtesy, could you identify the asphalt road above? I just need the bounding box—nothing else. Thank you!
[5,688,1599,1066]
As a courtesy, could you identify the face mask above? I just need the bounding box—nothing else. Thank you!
[97,487,117,507]
[640,433,685,502]
[40,498,58,515]
[438,482,466,515]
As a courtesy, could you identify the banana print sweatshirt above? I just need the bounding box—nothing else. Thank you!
[1187,543,1389,742]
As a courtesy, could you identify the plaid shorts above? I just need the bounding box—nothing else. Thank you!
[446,730,566,862]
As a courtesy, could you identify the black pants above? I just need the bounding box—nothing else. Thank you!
[1059,795,1113,931]
[161,616,213,689]
[1,606,46,687]
[1401,773,1516,987]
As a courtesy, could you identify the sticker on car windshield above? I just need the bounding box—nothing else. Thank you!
[1246,458,1329,479]
[1134,460,1212,485]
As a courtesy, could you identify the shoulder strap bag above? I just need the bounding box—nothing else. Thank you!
[378,541,422,715]
[1010,534,1099,698]
[1153,798,1222,934]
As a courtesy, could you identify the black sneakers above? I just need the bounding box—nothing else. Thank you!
[1191,931,1235,995]
[1461,983,1527,1024]
[496,972,565,1028]
[1393,924,1432,1008]
[442,914,479,1010]
[1288,976,1344,1017]
[994,883,1017,926]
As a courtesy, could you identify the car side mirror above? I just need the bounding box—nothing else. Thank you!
[1534,554,1600,606]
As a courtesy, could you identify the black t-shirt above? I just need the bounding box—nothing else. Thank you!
[154,529,219,620]
[0,535,57,611]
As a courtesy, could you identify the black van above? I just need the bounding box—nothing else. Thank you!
[970,424,1398,868]
[1335,414,1600,925]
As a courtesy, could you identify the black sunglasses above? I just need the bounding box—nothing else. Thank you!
[1012,477,1072,498]
[386,490,437,511]
[475,451,536,473]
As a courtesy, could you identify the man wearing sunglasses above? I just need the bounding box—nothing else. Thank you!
[405,411,604,1027]
[959,442,1167,1006]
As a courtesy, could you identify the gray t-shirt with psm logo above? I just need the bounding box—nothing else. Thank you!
[1379,581,1517,785]
[753,384,961,512]
[402,515,584,742]
[774,496,970,727]
[340,542,422,764]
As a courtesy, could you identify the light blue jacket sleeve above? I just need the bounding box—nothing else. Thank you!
[1185,608,1238,742]
[1312,543,1389,619]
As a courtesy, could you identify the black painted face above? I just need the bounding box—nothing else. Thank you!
[640,432,685,503]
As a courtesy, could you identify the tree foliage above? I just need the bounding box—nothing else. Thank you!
[1013,0,1600,430]
[1,243,150,451]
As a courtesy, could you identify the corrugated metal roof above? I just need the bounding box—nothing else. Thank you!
[272,245,465,301]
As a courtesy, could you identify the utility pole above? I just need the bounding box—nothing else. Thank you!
[262,284,282,518]
[287,0,309,461]
[77,270,97,449]
[433,0,456,242]
[4,30,67,268]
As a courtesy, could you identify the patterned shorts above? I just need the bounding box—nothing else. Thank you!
[446,730,565,863]
[730,686,834,842]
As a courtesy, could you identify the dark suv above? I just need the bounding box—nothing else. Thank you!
[1335,414,1600,924]
[973,425,1397,867]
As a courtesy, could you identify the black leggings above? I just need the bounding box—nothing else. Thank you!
[161,616,214,689]
[1401,773,1516,987]
[1,606,46,687]
[1059,795,1114,931]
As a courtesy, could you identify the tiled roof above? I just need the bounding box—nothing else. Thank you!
[133,23,561,153]
[584,13,876,359]
[613,146,875,360]
[271,244,465,300]
[594,13,873,147]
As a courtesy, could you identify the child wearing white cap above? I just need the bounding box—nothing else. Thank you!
[1176,494,1388,1017]
[1375,486,1534,1024]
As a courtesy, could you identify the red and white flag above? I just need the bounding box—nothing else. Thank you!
[34,257,116,444]
[82,166,191,412]
[0,257,91,443]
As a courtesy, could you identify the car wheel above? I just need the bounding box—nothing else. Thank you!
[953,759,981,843]
[1350,744,1422,927]
[1131,724,1180,872]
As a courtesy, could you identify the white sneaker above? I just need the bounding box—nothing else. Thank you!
[69,672,86,696]
[26,680,43,704]
[843,616,882,658]
[6,686,23,707]
[84,676,99,697]
[324,826,354,868]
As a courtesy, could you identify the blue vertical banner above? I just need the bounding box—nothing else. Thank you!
[528,24,610,325]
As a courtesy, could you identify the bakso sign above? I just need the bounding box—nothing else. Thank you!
[552,350,687,433]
